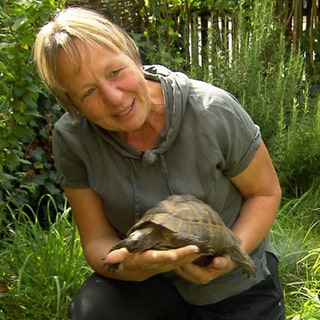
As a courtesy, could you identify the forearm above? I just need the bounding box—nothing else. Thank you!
[231,193,281,254]
[229,141,282,254]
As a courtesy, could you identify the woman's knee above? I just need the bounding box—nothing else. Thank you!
[68,273,190,320]
[68,273,111,319]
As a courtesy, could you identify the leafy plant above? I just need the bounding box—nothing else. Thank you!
[271,96,320,196]
[0,0,64,227]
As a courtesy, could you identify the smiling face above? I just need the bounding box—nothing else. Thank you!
[57,41,152,133]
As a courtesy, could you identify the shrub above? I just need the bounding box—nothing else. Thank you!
[0,0,64,228]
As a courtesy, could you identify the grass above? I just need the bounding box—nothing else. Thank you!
[0,188,319,319]
[0,195,91,320]
[271,185,320,319]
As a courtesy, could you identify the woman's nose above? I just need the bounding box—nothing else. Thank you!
[100,80,123,106]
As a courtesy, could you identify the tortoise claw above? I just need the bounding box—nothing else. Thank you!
[104,262,120,272]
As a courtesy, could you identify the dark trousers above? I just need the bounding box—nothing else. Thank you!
[68,253,285,320]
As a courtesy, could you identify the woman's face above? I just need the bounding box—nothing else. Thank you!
[57,42,151,132]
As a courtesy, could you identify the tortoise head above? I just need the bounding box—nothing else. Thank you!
[125,227,154,253]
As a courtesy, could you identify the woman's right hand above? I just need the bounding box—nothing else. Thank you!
[103,245,200,281]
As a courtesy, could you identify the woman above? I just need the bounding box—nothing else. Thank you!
[33,7,285,320]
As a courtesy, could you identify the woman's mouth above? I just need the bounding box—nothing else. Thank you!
[114,101,134,118]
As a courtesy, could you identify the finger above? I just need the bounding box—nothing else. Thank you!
[148,245,200,264]
[104,247,130,264]
[176,263,213,284]
[176,245,200,255]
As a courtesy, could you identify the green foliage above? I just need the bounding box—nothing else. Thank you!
[0,0,64,224]
[276,187,320,319]
[271,182,320,319]
[204,2,301,138]
[272,186,320,280]
[0,196,90,319]
[271,97,320,196]
[137,0,186,70]
[288,249,320,320]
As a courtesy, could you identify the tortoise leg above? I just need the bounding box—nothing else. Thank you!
[227,247,257,277]
[165,231,212,253]
[164,231,216,267]
[193,255,214,267]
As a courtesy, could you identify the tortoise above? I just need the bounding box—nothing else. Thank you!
[105,194,256,276]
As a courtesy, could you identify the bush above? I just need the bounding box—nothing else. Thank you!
[0,0,64,229]
[271,97,320,196]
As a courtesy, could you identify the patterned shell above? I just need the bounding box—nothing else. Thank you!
[129,194,241,252]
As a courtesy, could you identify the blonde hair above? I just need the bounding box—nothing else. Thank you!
[33,7,141,115]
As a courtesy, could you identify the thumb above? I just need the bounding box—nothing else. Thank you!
[104,247,129,264]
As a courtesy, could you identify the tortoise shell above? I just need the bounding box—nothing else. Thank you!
[106,194,256,276]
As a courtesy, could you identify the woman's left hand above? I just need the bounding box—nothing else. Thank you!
[174,253,237,284]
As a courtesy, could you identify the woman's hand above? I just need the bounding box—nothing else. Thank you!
[103,245,200,281]
[104,248,237,284]
[175,254,237,284]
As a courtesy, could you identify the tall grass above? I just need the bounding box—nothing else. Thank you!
[271,183,320,319]
[0,195,90,320]
[288,248,320,320]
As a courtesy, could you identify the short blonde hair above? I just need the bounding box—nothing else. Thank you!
[33,7,141,115]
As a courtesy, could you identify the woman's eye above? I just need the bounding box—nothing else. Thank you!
[83,88,95,98]
[110,69,121,77]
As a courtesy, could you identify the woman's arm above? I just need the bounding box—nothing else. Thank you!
[229,141,282,253]
[65,187,199,281]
